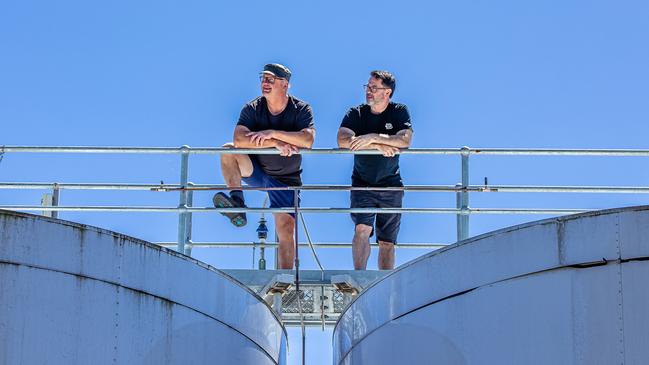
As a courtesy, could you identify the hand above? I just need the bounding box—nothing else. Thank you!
[275,140,299,157]
[376,144,400,157]
[349,134,378,150]
[246,130,275,147]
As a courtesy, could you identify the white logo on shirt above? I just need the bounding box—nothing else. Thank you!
[385,123,393,130]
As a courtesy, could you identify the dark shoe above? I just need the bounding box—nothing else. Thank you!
[213,192,247,227]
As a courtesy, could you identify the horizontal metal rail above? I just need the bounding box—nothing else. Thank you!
[2,182,649,194]
[3,145,649,156]
[1,205,589,215]
[3,144,647,252]
[155,241,447,249]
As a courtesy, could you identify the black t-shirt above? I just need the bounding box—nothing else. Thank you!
[237,96,314,186]
[340,102,412,187]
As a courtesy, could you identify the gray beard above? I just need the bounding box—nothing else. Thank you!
[366,98,381,106]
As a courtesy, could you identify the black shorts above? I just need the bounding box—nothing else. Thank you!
[350,190,404,244]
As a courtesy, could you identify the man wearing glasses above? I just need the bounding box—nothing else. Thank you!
[337,70,413,270]
[214,63,315,269]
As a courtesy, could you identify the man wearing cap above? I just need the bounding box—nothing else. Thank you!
[214,63,315,270]
[337,70,413,270]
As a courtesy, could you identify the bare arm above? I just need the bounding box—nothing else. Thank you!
[338,127,402,157]
[269,128,315,148]
[243,127,315,149]
[337,127,355,148]
[233,125,300,156]
[349,129,413,150]
[375,129,413,148]
[233,125,276,148]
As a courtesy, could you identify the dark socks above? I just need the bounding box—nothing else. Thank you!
[229,190,244,204]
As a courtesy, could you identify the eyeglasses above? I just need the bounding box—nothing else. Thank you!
[260,75,285,84]
[364,84,390,93]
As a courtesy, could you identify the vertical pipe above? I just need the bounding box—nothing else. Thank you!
[274,230,279,269]
[455,183,462,241]
[293,188,305,365]
[273,292,283,316]
[460,146,470,240]
[177,146,190,253]
[259,243,266,270]
[294,188,300,283]
[183,182,194,256]
[52,183,60,219]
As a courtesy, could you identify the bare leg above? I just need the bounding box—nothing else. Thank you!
[353,224,373,270]
[378,241,395,270]
[220,142,253,187]
[274,213,295,269]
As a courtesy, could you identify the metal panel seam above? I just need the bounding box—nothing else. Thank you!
[615,214,626,364]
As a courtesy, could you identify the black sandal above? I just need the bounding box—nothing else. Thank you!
[212,192,247,227]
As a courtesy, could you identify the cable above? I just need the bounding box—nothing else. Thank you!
[299,213,324,271]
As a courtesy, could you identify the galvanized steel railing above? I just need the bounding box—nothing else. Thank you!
[1,145,649,256]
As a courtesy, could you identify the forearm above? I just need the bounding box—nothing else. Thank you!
[338,135,352,149]
[234,133,278,149]
[372,133,411,148]
[356,143,387,151]
[271,130,314,148]
[337,127,355,149]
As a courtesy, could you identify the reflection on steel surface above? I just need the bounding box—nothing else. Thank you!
[334,206,649,365]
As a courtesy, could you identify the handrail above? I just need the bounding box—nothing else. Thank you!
[2,182,649,194]
[154,241,447,249]
[3,145,649,156]
[0,205,590,215]
[1,144,647,258]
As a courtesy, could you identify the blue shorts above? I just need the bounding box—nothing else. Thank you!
[242,157,300,216]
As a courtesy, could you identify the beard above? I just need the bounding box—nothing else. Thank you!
[366,95,384,106]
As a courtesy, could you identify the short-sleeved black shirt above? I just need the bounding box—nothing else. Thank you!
[340,102,412,187]
[237,96,314,186]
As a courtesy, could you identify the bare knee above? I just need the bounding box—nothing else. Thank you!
[378,241,394,250]
[275,214,295,237]
[220,142,236,162]
[355,224,372,237]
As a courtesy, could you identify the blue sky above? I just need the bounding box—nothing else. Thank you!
[2,1,649,364]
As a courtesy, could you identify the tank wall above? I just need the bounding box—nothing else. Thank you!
[0,210,286,365]
[334,206,649,365]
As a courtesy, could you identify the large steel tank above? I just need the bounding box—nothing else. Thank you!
[334,206,649,365]
[0,209,286,365]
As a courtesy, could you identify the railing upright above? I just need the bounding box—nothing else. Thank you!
[184,182,194,256]
[52,183,60,219]
[456,146,470,241]
[177,146,190,253]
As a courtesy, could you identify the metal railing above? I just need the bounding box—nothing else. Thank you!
[1,145,648,257]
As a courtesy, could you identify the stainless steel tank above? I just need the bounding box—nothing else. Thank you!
[334,206,649,365]
[0,210,286,365]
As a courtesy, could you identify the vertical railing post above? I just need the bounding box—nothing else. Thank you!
[459,146,470,240]
[52,183,60,219]
[41,183,60,219]
[455,183,462,241]
[177,145,190,253]
[183,182,194,256]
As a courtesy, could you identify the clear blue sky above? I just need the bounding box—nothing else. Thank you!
[1,1,648,364]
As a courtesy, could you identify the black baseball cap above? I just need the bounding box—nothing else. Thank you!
[261,63,291,81]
